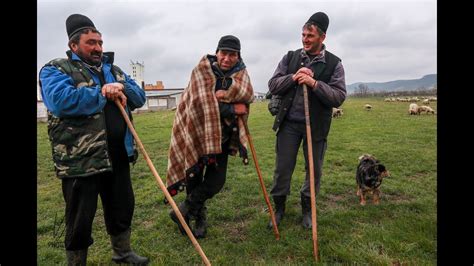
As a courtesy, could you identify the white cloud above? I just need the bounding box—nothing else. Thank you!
[38,0,436,91]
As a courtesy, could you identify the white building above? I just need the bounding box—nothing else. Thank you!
[37,101,47,122]
[130,61,145,88]
[37,81,48,122]
[37,81,42,101]
[135,88,184,113]
[254,91,267,101]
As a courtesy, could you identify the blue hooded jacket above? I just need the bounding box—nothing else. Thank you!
[39,51,146,159]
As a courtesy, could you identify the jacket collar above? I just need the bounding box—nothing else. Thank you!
[300,44,326,64]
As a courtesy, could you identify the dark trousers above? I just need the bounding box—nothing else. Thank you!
[61,147,134,251]
[185,151,229,212]
[270,120,327,198]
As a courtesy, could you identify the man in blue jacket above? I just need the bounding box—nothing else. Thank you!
[39,14,149,265]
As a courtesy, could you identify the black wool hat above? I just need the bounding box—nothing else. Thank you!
[306,12,329,33]
[66,14,96,39]
[216,35,241,52]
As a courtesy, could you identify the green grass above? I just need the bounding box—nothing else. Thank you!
[37,98,437,265]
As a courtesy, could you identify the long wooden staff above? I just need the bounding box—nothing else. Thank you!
[302,84,320,262]
[237,116,280,240]
[114,99,211,266]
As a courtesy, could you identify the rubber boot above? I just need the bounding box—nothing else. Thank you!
[301,194,312,229]
[66,249,87,266]
[110,228,149,265]
[267,195,286,229]
[193,205,208,238]
[169,201,192,235]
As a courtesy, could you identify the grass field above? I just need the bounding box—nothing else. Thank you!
[37,97,437,265]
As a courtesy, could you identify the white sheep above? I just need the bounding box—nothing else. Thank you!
[332,107,343,118]
[364,104,372,110]
[419,105,436,114]
[409,103,420,115]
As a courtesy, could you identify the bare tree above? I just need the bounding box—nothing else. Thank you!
[358,83,369,95]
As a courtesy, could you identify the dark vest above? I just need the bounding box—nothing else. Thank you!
[272,49,341,141]
[41,51,133,178]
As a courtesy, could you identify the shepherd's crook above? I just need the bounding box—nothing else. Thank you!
[302,84,320,262]
[238,116,280,240]
[114,99,211,266]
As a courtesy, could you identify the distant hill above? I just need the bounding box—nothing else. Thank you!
[347,74,436,94]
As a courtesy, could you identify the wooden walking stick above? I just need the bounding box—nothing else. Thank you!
[302,84,320,262]
[237,116,280,240]
[114,99,211,266]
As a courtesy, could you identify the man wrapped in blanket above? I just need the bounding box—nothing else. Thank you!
[166,35,254,238]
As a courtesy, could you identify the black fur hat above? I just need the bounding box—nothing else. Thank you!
[66,14,96,39]
[306,12,329,33]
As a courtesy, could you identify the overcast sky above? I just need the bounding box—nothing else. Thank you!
[37,0,436,92]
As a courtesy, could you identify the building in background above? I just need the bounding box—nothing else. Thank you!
[145,81,164,90]
[254,91,267,101]
[130,60,145,88]
[37,81,47,122]
[135,88,184,113]
[37,81,42,101]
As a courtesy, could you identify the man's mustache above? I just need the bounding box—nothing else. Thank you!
[91,52,102,57]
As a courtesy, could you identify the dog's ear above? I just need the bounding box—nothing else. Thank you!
[378,164,390,177]
[377,164,385,172]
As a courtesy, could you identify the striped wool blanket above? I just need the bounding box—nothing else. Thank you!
[166,55,254,191]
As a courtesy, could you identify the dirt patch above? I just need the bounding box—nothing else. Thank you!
[321,190,355,209]
[382,192,413,203]
[141,219,155,229]
[325,193,348,207]
[392,259,409,266]
[406,172,430,180]
[321,188,413,207]
[225,219,249,243]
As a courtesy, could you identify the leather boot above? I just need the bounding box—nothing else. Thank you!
[301,194,312,229]
[66,249,87,266]
[110,228,150,265]
[193,205,208,238]
[169,201,192,235]
[268,195,286,229]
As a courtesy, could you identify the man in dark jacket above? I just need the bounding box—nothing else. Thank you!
[39,14,149,265]
[267,12,346,229]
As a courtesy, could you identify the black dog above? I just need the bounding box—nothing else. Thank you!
[356,154,390,205]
